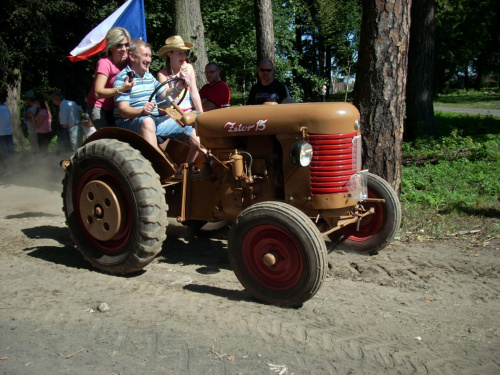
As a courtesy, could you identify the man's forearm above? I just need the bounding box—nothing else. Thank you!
[117,103,145,119]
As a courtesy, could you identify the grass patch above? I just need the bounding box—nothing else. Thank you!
[230,93,246,106]
[328,91,353,103]
[401,111,500,239]
[434,90,500,109]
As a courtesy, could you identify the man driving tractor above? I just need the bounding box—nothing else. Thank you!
[113,38,205,163]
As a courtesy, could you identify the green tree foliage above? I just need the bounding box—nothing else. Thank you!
[1,0,79,91]
[200,0,361,101]
[435,0,500,92]
[1,0,363,104]
[315,0,361,77]
[2,0,497,107]
[0,0,174,103]
[201,0,257,96]
[145,1,174,73]
[0,0,88,143]
[0,0,129,102]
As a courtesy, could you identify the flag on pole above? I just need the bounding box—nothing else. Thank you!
[68,0,147,62]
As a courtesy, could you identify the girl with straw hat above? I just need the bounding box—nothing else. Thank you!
[157,35,203,113]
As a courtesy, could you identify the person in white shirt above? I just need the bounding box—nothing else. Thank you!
[51,91,83,153]
[0,90,16,176]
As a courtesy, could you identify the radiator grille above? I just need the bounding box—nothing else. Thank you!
[309,133,360,195]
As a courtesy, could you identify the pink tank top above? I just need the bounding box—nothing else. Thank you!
[36,109,52,134]
[87,56,122,111]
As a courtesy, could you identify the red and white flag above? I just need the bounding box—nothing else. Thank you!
[68,0,147,62]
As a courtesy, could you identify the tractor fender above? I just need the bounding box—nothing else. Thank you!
[83,127,176,180]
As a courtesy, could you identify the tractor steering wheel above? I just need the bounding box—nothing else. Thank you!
[148,77,188,118]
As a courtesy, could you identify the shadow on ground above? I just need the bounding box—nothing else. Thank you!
[21,225,91,270]
[158,223,231,271]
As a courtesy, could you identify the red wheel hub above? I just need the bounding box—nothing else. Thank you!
[241,225,303,291]
[75,168,132,254]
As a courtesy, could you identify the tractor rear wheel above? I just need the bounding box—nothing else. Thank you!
[62,139,168,274]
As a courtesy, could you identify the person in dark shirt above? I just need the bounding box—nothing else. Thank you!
[248,58,288,104]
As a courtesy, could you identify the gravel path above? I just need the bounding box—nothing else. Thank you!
[434,106,500,117]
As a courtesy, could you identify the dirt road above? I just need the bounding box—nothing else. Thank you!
[1,158,499,374]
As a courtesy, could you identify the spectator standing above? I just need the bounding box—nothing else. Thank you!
[248,58,289,104]
[0,90,16,176]
[22,90,39,153]
[113,39,204,163]
[199,63,231,111]
[87,27,134,129]
[157,35,203,113]
[51,91,83,153]
[30,94,53,154]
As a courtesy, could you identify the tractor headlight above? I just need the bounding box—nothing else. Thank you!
[290,141,313,167]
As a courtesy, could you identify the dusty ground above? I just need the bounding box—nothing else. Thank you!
[0,156,499,375]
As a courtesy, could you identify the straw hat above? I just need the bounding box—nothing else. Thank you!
[157,35,194,57]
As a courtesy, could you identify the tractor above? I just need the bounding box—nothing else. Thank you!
[61,81,401,307]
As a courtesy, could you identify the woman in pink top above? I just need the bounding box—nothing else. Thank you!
[31,94,53,153]
[87,27,135,129]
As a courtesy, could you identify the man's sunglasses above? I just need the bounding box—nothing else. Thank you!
[116,43,130,49]
[259,68,272,72]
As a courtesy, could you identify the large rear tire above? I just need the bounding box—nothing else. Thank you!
[329,173,401,254]
[228,202,327,307]
[62,139,168,274]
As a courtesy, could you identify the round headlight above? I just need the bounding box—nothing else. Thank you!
[290,141,313,167]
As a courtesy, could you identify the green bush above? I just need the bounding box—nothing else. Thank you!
[401,110,500,238]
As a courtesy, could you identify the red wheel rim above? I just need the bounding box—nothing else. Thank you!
[339,190,384,241]
[75,168,133,255]
[241,225,303,291]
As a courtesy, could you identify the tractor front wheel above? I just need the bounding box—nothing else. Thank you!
[329,173,401,255]
[229,202,327,307]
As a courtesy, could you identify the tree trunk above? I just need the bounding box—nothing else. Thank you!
[173,0,208,87]
[254,0,275,65]
[6,72,26,150]
[405,0,437,140]
[474,57,483,91]
[325,47,332,98]
[353,0,412,195]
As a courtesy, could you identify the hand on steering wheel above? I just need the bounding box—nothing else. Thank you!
[148,77,188,118]
[142,102,156,116]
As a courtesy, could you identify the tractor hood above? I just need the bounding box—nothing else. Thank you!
[196,102,360,138]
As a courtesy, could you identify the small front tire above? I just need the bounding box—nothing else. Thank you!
[228,202,327,307]
[329,173,401,254]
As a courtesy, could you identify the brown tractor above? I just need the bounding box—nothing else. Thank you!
[61,89,401,307]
